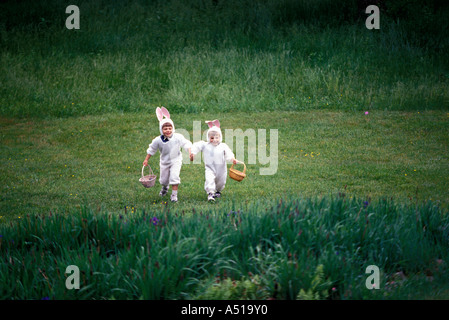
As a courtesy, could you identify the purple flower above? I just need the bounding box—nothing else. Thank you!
[363,201,369,209]
[151,217,160,226]
[228,210,239,216]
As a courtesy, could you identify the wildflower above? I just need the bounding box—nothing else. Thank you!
[363,201,369,209]
[151,217,160,226]
[365,111,369,115]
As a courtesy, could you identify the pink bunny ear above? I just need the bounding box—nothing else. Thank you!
[156,107,163,121]
[160,107,170,119]
[205,119,220,128]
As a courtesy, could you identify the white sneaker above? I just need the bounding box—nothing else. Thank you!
[208,193,215,202]
[170,193,178,202]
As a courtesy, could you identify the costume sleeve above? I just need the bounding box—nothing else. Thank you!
[222,143,235,163]
[146,137,159,156]
[180,134,193,152]
[191,141,206,155]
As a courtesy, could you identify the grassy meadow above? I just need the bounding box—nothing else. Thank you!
[1,0,449,300]
[1,110,448,221]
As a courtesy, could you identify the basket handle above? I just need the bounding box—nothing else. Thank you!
[231,161,246,174]
[142,165,154,178]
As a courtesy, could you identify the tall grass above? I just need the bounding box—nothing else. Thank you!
[1,196,448,299]
[1,0,448,118]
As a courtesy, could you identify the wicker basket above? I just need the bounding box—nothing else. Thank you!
[139,165,157,188]
[229,161,246,182]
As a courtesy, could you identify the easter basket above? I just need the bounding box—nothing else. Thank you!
[229,161,246,182]
[139,165,157,188]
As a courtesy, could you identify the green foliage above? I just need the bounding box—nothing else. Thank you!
[1,196,448,299]
[1,0,448,118]
[382,0,449,49]
[296,264,331,300]
[194,275,269,300]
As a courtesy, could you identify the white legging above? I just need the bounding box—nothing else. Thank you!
[204,167,227,194]
[159,159,182,186]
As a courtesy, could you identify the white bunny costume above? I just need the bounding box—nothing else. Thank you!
[146,107,192,186]
[191,120,235,196]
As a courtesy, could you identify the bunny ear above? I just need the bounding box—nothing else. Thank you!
[156,107,163,121]
[160,107,170,119]
[205,120,220,128]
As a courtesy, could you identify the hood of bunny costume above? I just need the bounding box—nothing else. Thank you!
[159,118,175,136]
[156,106,175,137]
[205,120,222,145]
[207,126,222,145]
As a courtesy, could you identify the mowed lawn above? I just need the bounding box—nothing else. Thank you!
[1,109,448,222]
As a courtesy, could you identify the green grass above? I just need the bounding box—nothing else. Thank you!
[1,0,449,300]
[1,30,447,118]
[1,196,448,300]
[1,1,448,118]
[1,110,448,223]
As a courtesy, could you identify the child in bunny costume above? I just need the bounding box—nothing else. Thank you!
[190,120,239,202]
[143,107,192,202]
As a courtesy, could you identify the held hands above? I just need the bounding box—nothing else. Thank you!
[189,153,238,163]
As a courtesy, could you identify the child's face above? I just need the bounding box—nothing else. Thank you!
[209,133,220,145]
[162,124,173,137]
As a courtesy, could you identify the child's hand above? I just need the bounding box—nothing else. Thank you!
[189,153,194,161]
[233,158,238,164]
[143,160,148,167]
